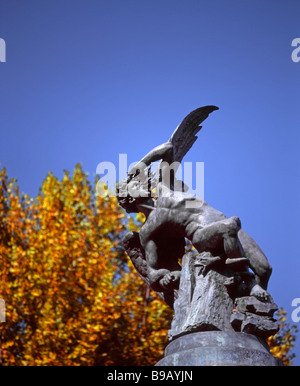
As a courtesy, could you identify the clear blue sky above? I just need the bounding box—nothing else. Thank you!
[1,0,299,364]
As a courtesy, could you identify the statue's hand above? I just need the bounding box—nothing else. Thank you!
[160,271,180,289]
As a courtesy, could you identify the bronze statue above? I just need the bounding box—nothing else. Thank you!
[118,106,271,301]
[116,106,280,365]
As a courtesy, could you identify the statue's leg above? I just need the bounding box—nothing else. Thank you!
[192,218,271,300]
[192,216,244,259]
[144,239,180,291]
[237,229,272,290]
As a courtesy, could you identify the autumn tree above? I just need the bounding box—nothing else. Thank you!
[0,164,171,365]
[267,308,298,366]
[0,165,297,365]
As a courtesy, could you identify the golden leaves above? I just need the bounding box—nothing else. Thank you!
[0,164,171,365]
[267,308,298,366]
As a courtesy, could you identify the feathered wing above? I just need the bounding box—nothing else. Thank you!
[169,105,219,163]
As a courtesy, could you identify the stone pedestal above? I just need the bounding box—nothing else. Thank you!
[122,234,281,367]
[156,331,282,366]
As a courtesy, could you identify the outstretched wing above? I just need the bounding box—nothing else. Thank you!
[169,105,219,163]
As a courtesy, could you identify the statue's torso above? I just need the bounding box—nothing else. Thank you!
[139,194,227,247]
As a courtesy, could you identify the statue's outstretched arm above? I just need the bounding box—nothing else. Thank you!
[127,105,219,184]
[128,142,173,177]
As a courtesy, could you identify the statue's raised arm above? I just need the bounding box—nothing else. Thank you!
[121,105,219,207]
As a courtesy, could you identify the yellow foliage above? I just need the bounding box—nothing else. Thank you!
[0,165,171,365]
[267,308,298,366]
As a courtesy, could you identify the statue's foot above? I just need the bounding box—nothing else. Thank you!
[225,257,249,270]
[250,284,270,302]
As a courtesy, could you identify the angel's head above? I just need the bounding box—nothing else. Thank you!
[117,175,153,213]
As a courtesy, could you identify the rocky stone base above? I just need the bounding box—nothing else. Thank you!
[230,296,279,339]
[156,331,282,366]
